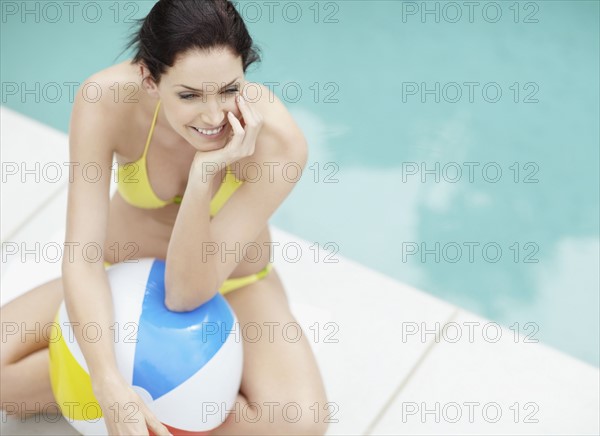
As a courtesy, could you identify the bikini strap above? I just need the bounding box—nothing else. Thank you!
[225,164,242,181]
[142,100,161,159]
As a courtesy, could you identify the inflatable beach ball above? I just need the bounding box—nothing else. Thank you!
[48,258,243,435]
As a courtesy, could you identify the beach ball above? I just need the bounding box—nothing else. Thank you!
[48,258,243,435]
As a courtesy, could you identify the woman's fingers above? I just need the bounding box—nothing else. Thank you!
[203,87,264,166]
[132,397,170,436]
[237,93,256,126]
[237,92,263,145]
[104,402,151,436]
[227,111,245,137]
[141,403,172,436]
[240,91,263,130]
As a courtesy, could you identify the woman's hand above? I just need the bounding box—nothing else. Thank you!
[191,88,264,175]
[93,375,172,436]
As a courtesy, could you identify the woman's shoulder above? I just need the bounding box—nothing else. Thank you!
[251,82,308,161]
[72,61,143,145]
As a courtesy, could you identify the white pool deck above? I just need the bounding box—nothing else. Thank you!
[1,106,598,435]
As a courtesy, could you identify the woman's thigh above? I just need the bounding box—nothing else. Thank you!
[0,277,64,366]
[223,267,329,426]
[1,267,329,416]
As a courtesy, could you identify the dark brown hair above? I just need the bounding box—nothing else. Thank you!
[120,0,261,84]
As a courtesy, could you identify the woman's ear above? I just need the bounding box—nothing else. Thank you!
[139,64,159,96]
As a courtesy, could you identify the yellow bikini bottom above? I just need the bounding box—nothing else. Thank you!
[103,261,273,295]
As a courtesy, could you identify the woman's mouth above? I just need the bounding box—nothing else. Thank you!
[189,124,227,139]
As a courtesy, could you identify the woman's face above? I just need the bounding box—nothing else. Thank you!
[146,47,245,151]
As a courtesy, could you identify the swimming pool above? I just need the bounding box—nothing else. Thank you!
[2,0,598,366]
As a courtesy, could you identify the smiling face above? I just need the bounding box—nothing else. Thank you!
[143,47,245,151]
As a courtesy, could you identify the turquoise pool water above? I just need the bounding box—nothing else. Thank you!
[2,1,598,366]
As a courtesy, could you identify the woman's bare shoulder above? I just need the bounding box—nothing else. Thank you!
[73,61,142,144]
[252,82,308,159]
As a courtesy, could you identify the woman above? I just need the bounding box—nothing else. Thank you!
[0,0,328,434]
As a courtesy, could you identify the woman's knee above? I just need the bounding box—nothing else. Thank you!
[245,393,330,435]
[0,361,21,405]
[283,401,330,435]
[0,277,64,366]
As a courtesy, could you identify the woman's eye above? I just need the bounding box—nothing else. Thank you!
[179,88,238,100]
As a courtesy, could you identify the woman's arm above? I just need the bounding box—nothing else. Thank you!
[164,90,308,311]
[164,166,220,311]
[62,77,170,436]
[62,77,122,383]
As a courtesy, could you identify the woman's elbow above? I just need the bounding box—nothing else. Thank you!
[163,286,215,312]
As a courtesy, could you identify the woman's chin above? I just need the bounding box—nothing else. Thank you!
[188,138,227,152]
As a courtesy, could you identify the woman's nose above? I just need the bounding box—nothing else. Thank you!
[200,113,225,127]
[199,100,227,127]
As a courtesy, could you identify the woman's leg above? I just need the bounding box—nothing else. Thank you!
[211,267,329,435]
[0,277,64,419]
[1,268,330,434]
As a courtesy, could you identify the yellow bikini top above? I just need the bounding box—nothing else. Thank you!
[116,100,242,215]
